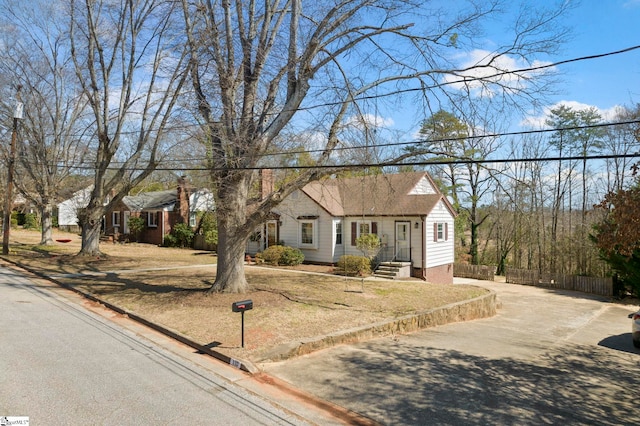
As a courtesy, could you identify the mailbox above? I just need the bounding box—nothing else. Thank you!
[232,300,253,312]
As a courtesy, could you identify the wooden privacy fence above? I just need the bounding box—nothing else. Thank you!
[505,268,613,297]
[454,264,496,281]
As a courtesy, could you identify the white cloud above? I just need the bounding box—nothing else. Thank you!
[442,49,555,98]
[520,100,623,128]
[345,113,395,130]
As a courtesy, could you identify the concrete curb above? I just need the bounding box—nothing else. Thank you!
[0,256,260,374]
[255,290,498,363]
[2,256,497,373]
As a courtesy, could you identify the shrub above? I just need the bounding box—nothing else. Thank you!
[171,222,194,248]
[279,246,304,266]
[260,245,304,266]
[200,212,218,245]
[162,233,177,247]
[23,213,38,229]
[127,216,145,242]
[337,255,371,276]
[356,233,381,259]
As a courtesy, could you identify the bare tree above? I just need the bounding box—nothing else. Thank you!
[601,105,640,193]
[181,0,571,293]
[69,0,190,255]
[0,0,91,245]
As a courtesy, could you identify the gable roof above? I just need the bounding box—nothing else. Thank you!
[121,189,215,212]
[301,172,454,217]
[123,189,177,211]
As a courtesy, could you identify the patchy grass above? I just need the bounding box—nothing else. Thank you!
[4,229,487,360]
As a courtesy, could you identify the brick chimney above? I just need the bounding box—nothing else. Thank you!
[260,169,274,200]
[176,176,190,224]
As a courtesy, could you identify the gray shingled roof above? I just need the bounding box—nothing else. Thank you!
[301,172,446,217]
[122,189,177,211]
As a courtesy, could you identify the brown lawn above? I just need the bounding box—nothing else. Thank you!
[3,229,487,361]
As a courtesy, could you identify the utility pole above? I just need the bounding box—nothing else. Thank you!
[2,86,23,255]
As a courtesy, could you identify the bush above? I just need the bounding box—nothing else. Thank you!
[127,216,145,242]
[162,233,177,247]
[163,223,195,248]
[356,233,381,258]
[23,213,38,229]
[279,246,304,266]
[260,245,304,266]
[171,223,194,248]
[200,212,218,245]
[337,255,371,276]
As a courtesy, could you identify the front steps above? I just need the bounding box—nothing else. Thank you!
[374,261,412,279]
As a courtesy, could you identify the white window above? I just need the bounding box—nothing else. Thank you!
[434,222,448,242]
[299,219,318,249]
[148,211,158,228]
[358,221,371,238]
[112,211,120,227]
[335,221,343,245]
[189,212,197,227]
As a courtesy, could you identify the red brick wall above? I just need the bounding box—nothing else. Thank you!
[414,263,453,284]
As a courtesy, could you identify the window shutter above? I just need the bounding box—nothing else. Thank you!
[434,223,438,242]
[372,222,378,235]
[351,222,357,246]
[445,223,448,241]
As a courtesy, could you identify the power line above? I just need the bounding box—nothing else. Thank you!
[54,118,636,168]
[10,44,640,140]
[61,152,640,173]
[151,118,640,163]
[9,45,640,172]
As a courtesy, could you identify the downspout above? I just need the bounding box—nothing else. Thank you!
[161,209,166,246]
[421,216,426,280]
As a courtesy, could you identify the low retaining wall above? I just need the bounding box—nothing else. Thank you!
[256,290,497,363]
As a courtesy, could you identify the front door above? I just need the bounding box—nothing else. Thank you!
[395,221,411,261]
[266,220,278,249]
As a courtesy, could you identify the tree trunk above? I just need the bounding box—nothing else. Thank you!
[211,222,249,293]
[470,220,479,265]
[39,203,54,245]
[78,207,104,256]
[209,173,251,293]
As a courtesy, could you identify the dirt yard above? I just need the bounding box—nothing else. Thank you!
[3,229,487,361]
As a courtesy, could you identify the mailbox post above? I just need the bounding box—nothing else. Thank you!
[232,300,253,348]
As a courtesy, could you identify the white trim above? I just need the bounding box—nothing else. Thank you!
[148,211,158,228]
[334,220,343,246]
[357,220,372,238]
[299,219,318,249]
[112,211,120,227]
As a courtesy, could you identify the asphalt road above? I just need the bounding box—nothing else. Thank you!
[0,264,314,425]
[263,279,640,425]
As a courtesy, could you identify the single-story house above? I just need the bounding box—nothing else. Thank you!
[105,177,215,245]
[247,171,456,283]
[57,177,214,245]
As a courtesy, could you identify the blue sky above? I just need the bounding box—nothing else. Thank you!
[530,0,640,123]
[380,0,640,136]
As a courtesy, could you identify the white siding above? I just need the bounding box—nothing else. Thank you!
[57,187,91,226]
[189,190,215,212]
[269,186,454,269]
[273,190,334,263]
[336,217,423,264]
[408,176,437,195]
[424,199,455,268]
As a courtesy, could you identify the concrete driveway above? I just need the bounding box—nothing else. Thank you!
[263,279,640,425]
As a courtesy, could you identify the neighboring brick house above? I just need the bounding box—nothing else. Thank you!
[104,177,214,245]
[58,177,214,245]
